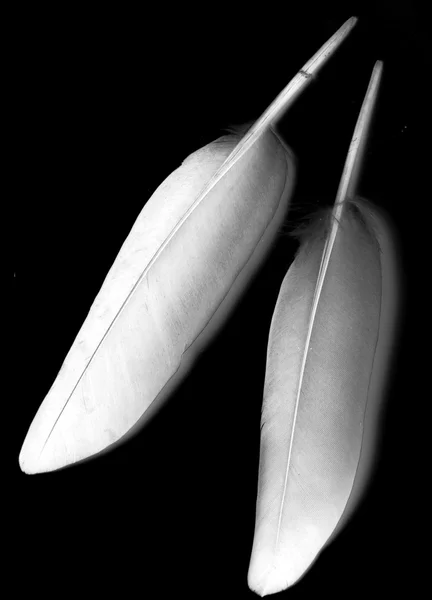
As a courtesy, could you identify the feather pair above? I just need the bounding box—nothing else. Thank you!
[19,15,398,597]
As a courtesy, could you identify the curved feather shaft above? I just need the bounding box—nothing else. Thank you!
[248,62,395,596]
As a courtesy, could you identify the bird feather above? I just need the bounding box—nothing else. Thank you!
[19,18,358,474]
[248,61,399,595]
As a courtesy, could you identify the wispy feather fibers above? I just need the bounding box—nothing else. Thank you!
[19,18,358,474]
[248,61,398,595]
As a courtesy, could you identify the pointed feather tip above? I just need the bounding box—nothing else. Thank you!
[19,431,112,474]
[19,451,40,475]
[19,432,69,475]
[19,439,50,475]
[248,566,298,597]
[346,16,358,30]
[248,552,307,597]
[19,430,35,474]
[19,458,39,475]
[20,446,84,475]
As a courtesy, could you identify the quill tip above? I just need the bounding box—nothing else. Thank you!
[18,448,35,475]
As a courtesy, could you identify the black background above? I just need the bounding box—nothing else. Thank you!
[14,4,427,598]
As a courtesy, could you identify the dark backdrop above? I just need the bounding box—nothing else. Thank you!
[14,5,427,598]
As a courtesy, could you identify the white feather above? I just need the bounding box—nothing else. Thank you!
[19,18,358,474]
[248,61,399,595]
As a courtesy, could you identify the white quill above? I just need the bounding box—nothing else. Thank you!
[19,18,358,474]
[248,61,400,595]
